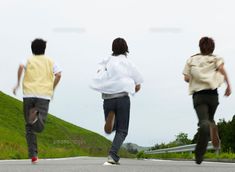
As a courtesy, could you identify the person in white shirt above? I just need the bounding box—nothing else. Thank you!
[91,38,143,164]
[183,37,231,164]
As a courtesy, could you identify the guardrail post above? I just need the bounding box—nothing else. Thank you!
[215,149,220,156]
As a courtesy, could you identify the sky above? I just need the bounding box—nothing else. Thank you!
[1,0,235,147]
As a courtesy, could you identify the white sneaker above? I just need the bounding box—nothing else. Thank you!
[107,155,120,165]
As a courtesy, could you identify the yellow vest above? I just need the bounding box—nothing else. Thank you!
[23,55,54,97]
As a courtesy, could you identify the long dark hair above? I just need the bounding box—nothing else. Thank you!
[112,38,129,56]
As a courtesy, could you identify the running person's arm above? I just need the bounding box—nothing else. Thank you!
[13,64,24,95]
[53,62,62,91]
[218,64,231,96]
[183,58,191,83]
[128,60,143,93]
[53,72,62,90]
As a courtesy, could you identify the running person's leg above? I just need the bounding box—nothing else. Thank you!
[32,98,50,133]
[207,95,219,148]
[193,94,210,164]
[103,98,116,134]
[23,98,49,159]
[104,111,115,134]
[23,98,38,158]
[109,96,130,163]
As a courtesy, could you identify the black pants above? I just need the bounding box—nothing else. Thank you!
[103,96,130,162]
[23,98,50,158]
[193,94,219,157]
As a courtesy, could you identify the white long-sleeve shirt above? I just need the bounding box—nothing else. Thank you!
[90,55,143,95]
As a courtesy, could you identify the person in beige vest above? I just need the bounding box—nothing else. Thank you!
[183,37,231,164]
[13,39,62,164]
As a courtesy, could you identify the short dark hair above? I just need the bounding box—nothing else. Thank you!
[112,38,129,56]
[31,38,47,55]
[199,37,215,55]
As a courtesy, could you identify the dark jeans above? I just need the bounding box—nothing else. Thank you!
[23,98,50,158]
[103,96,130,162]
[193,94,219,157]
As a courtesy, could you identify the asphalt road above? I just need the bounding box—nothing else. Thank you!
[0,157,234,172]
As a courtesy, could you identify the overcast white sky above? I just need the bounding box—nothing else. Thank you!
[1,0,235,146]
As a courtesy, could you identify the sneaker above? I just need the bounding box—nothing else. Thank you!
[107,155,120,165]
[29,108,38,125]
[195,149,203,165]
[194,144,204,165]
[210,122,221,149]
[31,156,38,164]
[104,111,115,134]
[195,153,203,165]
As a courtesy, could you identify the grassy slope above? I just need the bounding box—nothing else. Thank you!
[0,91,130,159]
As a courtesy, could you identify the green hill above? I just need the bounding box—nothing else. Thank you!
[0,91,129,159]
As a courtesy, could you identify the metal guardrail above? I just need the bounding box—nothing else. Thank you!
[144,141,218,155]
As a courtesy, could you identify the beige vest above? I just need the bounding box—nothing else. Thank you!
[183,55,224,95]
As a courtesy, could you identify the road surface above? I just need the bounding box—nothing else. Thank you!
[0,157,234,172]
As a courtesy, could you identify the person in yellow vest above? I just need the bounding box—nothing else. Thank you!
[13,38,62,164]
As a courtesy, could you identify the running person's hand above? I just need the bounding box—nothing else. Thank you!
[135,84,141,92]
[13,84,19,95]
[13,64,24,96]
[224,85,231,96]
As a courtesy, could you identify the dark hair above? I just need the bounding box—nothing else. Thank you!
[31,38,47,55]
[112,38,129,56]
[199,37,215,55]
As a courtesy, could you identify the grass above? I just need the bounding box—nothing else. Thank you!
[0,91,130,159]
[204,152,235,160]
[137,151,235,162]
[137,151,194,160]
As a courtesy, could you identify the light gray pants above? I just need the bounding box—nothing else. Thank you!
[23,98,49,158]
